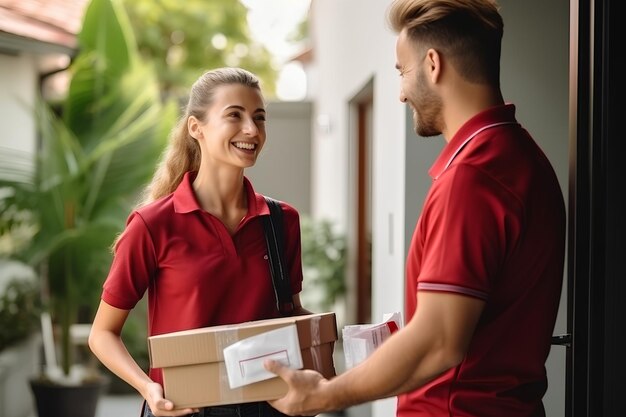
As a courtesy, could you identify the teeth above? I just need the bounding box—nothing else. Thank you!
[233,142,256,150]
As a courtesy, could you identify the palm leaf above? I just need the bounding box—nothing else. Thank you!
[0,0,177,377]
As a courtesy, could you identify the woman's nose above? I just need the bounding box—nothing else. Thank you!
[242,117,259,136]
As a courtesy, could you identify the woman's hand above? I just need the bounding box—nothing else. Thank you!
[143,381,199,416]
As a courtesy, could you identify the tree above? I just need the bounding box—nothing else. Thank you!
[0,0,176,380]
[120,0,278,99]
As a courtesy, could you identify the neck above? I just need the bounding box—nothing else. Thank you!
[441,83,504,142]
[192,167,247,216]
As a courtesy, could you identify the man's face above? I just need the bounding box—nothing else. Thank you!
[395,30,443,137]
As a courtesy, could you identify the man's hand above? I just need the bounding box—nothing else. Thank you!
[264,359,335,416]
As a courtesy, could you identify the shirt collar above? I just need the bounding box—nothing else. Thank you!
[173,171,266,216]
[429,103,518,180]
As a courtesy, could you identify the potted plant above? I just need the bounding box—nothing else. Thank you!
[299,216,347,314]
[0,266,41,353]
[0,261,42,417]
[0,0,175,415]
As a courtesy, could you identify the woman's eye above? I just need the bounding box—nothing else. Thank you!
[228,112,241,118]
[255,115,266,122]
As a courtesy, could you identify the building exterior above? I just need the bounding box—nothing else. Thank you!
[0,0,88,154]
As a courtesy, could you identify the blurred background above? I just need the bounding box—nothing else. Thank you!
[0,1,570,417]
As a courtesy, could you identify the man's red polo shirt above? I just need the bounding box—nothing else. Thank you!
[398,104,566,417]
[101,171,303,385]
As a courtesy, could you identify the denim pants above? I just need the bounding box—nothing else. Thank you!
[141,401,289,417]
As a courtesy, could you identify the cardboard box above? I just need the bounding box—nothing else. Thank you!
[148,312,337,409]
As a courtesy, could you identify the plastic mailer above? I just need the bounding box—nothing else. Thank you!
[342,312,402,369]
[223,324,303,388]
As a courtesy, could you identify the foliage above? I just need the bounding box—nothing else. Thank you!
[120,0,277,99]
[0,0,176,379]
[0,277,42,351]
[300,216,347,312]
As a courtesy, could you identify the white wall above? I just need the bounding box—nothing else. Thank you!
[246,100,313,214]
[0,53,38,155]
[309,1,405,415]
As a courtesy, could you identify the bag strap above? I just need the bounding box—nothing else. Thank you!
[262,196,294,315]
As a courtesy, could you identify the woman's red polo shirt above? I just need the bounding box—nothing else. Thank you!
[101,171,303,385]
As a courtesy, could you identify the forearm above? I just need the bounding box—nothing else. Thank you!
[89,329,153,397]
[267,292,483,416]
[322,322,456,410]
[290,294,313,315]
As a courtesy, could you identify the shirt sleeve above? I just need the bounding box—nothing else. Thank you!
[417,164,523,299]
[101,211,157,310]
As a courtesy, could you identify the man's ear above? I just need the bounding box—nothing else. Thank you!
[188,116,202,140]
[425,48,441,84]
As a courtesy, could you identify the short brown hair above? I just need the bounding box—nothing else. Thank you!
[387,0,503,85]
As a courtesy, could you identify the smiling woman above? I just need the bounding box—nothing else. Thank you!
[88,67,312,417]
[187,83,267,174]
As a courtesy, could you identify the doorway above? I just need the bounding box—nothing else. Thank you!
[349,79,374,324]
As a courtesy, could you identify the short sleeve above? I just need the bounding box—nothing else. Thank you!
[418,164,523,299]
[101,212,158,310]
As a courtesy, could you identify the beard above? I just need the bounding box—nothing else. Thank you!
[410,69,443,137]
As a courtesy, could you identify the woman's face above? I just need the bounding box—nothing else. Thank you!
[189,83,266,169]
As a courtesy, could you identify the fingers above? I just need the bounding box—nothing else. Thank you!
[150,402,199,416]
[264,359,291,378]
[154,398,174,411]
[145,382,199,416]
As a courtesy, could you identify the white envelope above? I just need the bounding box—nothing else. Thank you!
[223,324,303,389]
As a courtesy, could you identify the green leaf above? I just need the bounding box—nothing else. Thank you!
[0,0,176,376]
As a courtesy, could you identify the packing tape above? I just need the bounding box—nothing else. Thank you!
[309,314,322,371]
[214,329,244,403]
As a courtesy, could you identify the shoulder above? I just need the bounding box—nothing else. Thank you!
[276,199,299,218]
[134,193,176,225]
[261,195,301,227]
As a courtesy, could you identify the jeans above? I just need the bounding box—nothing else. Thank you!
[141,401,289,417]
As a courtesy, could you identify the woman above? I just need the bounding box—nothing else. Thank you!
[88,67,310,417]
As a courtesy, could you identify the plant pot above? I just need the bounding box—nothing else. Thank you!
[29,377,109,417]
[0,334,41,417]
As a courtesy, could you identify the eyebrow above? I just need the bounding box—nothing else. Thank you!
[224,105,266,113]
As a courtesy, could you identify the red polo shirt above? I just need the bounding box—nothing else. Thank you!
[398,104,566,417]
[101,172,303,384]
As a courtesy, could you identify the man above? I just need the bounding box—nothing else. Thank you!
[265,1,566,416]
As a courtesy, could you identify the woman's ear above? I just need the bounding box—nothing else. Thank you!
[188,116,202,140]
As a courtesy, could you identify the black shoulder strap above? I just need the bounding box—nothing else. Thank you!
[262,197,294,315]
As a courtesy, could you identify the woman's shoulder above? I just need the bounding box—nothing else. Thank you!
[260,195,298,215]
[133,193,176,224]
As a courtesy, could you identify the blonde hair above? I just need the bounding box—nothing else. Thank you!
[137,67,261,207]
[387,0,503,85]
